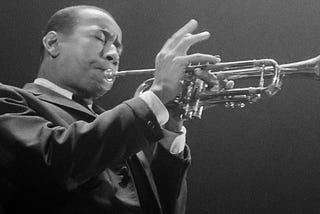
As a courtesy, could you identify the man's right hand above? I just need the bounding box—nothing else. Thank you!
[149,19,221,104]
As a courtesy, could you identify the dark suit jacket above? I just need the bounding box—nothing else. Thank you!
[0,83,191,214]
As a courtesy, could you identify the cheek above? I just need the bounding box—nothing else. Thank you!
[61,48,87,69]
[71,40,101,65]
[86,69,105,87]
[79,46,100,68]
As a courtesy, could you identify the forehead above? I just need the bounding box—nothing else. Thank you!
[75,8,122,42]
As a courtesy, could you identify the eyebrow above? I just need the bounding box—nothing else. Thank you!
[100,29,123,55]
[114,37,123,55]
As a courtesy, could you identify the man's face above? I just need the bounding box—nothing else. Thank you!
[56,8,123,99]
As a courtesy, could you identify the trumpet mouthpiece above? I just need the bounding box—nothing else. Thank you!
[103,69,115,82]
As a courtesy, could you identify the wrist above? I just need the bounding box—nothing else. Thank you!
[149,87,165,103]
[164,118,183,133]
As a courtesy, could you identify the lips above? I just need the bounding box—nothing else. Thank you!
[93,63,118,82]
[95,67,111,71]
[103,70,116,82]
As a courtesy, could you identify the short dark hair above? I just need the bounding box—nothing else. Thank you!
[40,5,113,61]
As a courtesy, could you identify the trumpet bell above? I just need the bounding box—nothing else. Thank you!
[279,55,320,80]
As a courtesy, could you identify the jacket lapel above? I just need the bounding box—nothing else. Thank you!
[136,151,162,208]
[23,83,96,117]
[127,153,163,214]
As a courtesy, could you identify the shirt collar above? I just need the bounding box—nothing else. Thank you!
[34,78,73,100]
[33,78,93,108]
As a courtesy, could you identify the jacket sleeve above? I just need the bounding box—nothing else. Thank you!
[0,83,163,188]
[151,143,191,214]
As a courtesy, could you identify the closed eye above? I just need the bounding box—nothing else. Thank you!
[95,35,106,44]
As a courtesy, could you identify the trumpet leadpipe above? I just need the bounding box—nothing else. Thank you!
[103,68,155,81]
[116,69,156,76]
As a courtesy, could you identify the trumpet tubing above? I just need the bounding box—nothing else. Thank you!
[105,55,320,120]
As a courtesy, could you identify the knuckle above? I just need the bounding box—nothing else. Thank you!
[193,53,202,58]
[173,57,187,67]
[156,52,166,59]
[162,53,176,62]
[171,57,180,64]
[181,35,192,44]
[171,32,179,39]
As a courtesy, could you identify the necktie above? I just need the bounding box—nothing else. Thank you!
[71,94,96,114]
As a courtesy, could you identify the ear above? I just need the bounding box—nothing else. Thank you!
[42,31,60,58]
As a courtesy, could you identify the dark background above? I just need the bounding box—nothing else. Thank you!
[1,0,320,213]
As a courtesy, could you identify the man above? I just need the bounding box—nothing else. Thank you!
[0,5,220,214]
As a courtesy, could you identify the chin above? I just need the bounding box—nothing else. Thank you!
[93,84,113,98]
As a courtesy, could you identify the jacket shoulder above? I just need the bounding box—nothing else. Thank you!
[0,83,35,99]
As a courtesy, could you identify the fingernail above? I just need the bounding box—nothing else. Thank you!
[190,19,197,24]
[188,19,198,27]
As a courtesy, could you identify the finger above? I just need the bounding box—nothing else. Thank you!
[194,69,218,88]
[215,74,234,89]
[174,31,211,54]
[162,19,198,51]
[214,73,226,88]
[225,80,235,89]
[177,53,221,65]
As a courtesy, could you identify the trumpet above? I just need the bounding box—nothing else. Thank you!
[104,55,320,120]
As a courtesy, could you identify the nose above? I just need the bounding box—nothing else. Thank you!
[101,44,119,66]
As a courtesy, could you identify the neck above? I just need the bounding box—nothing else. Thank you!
[38,60,65,89]
[37,61,94,103]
